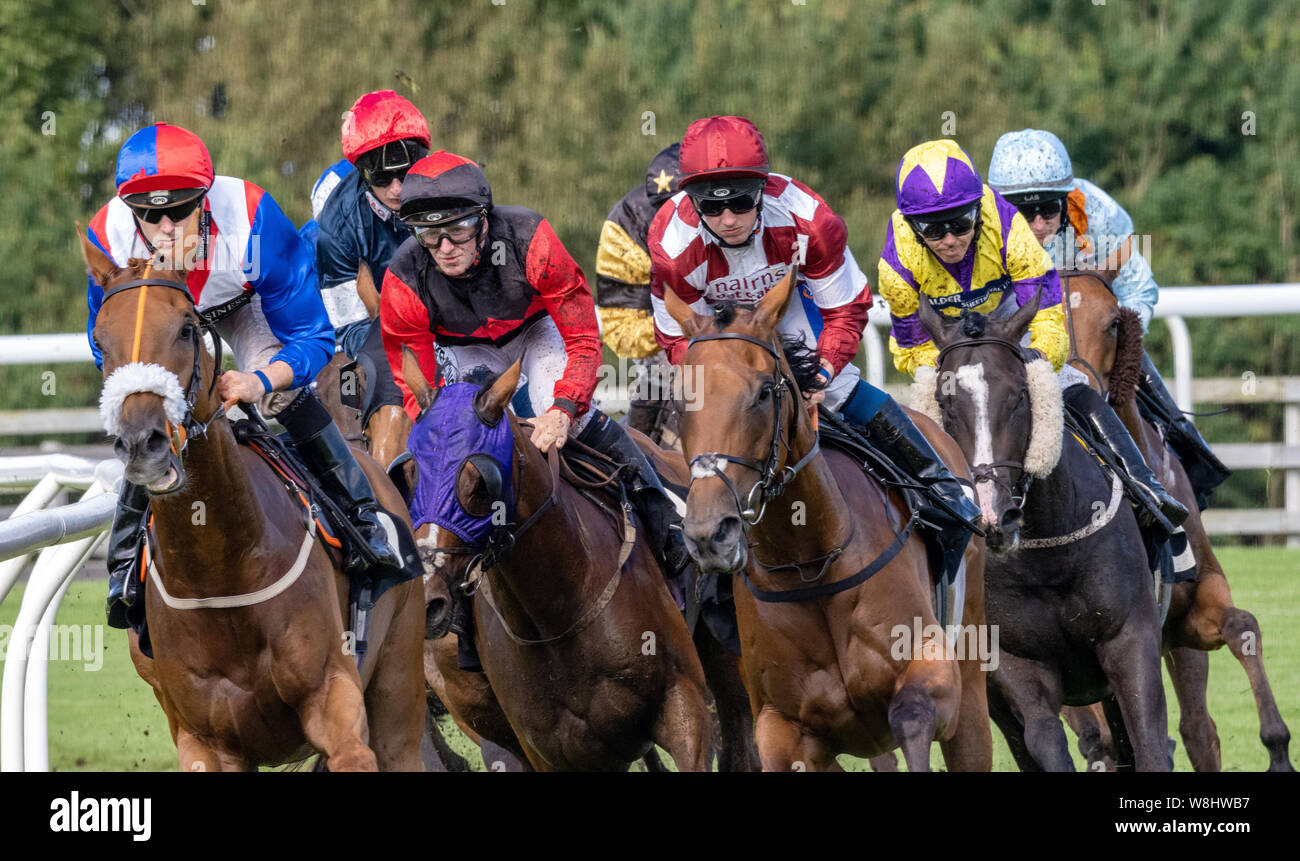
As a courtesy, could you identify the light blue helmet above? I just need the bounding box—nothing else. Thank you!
[987,129,1074,198]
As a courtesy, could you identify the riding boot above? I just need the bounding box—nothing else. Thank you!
[1138,352,1231,510]
[451,595,483,672]
[1064,383,1188,537]
[577,410,692,585]
[105,480,150,630]
[278,388,406,581]
[840,387,981,582]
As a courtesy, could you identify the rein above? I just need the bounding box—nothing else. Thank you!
[684,332,821,525]
[936,336,1035,509]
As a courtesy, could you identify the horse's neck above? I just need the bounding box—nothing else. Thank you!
[148,419,271,590]
[1023,432,1106,536]
[751,422,851,563]
[484,428,602,627]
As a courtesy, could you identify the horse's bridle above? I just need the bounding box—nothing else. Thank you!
[935,336,1035,510]
[684,332,821,526]
[100,272,227,456]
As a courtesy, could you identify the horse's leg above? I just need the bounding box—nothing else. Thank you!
[1095,614,1171,772]
[990,656,1072,771]
[888,681,939,773]
[364,582,427,772]
[653,673,712,773]
[1099,693,1137,771]
[868,752,900,772]
[754,706,836,772]
[1164,647,1219,772]
[985,678,1041,772]
[298,670,378,772]
[1062,704,1114,771]
[424,636,531,770]
[175,729,225,773]
[691,625,760,771]
[939,657,993,772]
[365,405,411,471]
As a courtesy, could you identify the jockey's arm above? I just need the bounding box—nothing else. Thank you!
[379,267,439,420]
[799,208,872,375]
[877,250,940,377]
[527,218,602,420]
[1005,211,1068,371]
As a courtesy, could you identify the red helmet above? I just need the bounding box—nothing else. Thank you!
[340,90,431,164]
[115,123,213,197]
[678,116,769,187]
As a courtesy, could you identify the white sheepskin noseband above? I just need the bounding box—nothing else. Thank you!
[909,358,1063,478]
[99,362,187,437]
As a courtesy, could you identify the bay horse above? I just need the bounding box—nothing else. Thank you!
[399,354,716,771]
[83,236,436,771]
[1061,269,1294,771]
[914,290,1171,771]
[664,270,992,772]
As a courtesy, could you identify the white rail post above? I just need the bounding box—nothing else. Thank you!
[1287,398,1300,549]
[0,473,64,604]
[1164,314,1194,416]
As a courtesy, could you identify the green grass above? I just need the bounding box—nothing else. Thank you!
[2,547,1295,771]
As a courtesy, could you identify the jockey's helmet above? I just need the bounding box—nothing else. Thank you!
[894,139,985,217]
[115,123,212,216]
[341,90,431,186]
[987,129,1074,208]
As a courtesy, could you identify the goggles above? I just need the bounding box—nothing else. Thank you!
[1012,196,1066,222]
[122,189,207,225]
[907,202,981,241]
[358,139,429,188]
[686,178,766,217]
[408,210,485,248]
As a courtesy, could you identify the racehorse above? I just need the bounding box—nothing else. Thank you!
[665,270,993,772]
[1061,269,1294,771]
[399,353,716,771]
[914,290,1171,771]
[83,236,435,771]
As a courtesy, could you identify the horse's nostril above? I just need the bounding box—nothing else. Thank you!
[1001,508,1024,529]
[713,516,742,547]
[425,597,451,639]
[144,428,171,458]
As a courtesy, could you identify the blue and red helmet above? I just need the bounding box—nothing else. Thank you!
[115,123,213,204]
[894,139,985,216]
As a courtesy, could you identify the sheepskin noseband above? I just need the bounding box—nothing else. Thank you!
[910,358,1063,478]
[99,362,187,437]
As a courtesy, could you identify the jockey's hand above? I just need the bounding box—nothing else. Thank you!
[218,370,268,404]
[803,358,834,407]
[530,408,572,452]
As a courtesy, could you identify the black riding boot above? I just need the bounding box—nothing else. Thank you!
[577,410,692,583]
[278,389,405,581]
[849,397,982,579]
[1064,383,1188,537]
[105,480,150,629]
[1138,352,1231,510]
[625,399,665,440]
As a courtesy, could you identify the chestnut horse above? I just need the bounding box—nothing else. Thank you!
[399,355,716,771]
[1061,269,1294,771]
[665,270,992,772]
[915,291,1171,771]
[84,238,435,771]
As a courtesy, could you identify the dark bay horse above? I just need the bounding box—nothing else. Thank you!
[1062,269,1294,771]
[83,237,434,771]
[665,271,992,772]
[915,291,1171,771]
[399,354,715,771]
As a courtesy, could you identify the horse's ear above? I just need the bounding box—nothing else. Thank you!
[402,346,439,413]
[998,287,1042,342]
[474,359,521,426]
[662,285,710,338]
[356,260,381,321]
[917,294,958,348]
[753,266,797,334]
[77,222,117,287]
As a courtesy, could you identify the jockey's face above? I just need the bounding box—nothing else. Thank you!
[701,206,759,245]
[137,206,204,268]
[1027,212,1062,245]
[921,226,975,265]
[427,220,486,278]
[369,176,403,210]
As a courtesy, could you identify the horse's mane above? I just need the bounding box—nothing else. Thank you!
[779,335,828,395]
[1107,307,1144,407]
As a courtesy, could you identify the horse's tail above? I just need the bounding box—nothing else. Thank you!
[1107,307,1144,408]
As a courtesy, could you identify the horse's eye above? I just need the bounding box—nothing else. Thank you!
[178,322,196,341]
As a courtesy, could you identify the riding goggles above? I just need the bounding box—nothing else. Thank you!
[358,139,429,188]
[906,202,981,241]
[1010,195,1067,222]
[409,210,485,247]
[122,189,207,224]
[686,178,766,217]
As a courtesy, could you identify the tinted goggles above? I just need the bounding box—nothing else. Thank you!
[907,203,981,241]
[686,179,766,217]
[359,140,429,188]
[1014,197,1066,222]
[124,193,206,225]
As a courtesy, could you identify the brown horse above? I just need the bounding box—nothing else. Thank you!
[399,354,716,771]
[84,237,435,771]
[664,270,992,772]
[1062,269,1295,772]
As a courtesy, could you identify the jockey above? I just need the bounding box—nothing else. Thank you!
[650,116,980,580]
[380,151,692,667]
[315,91,426,431]
[594,142,682,440]
[988,129,1230,510]
[879,138,1187,535]
[296,157,354,249]
[86,122,406,629]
